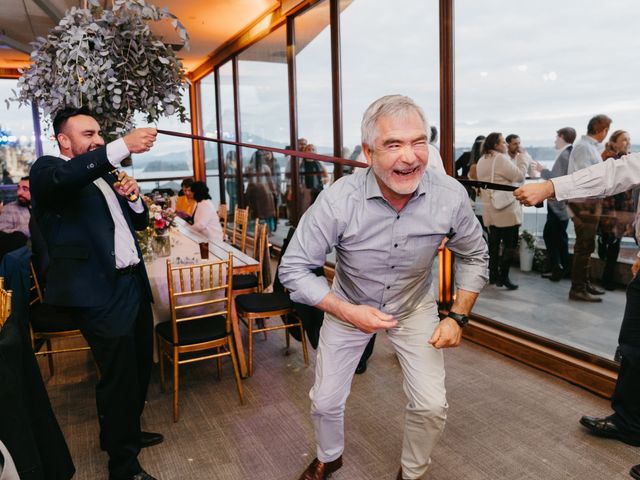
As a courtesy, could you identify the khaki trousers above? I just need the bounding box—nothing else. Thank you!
[310,304,447,479]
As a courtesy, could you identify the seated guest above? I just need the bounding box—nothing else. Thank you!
[0,176,31,259]
[190,181,223,242]
[175,178,196,220]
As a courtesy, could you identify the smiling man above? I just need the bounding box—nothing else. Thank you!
[280,95,488,480]
[30,107,160,480]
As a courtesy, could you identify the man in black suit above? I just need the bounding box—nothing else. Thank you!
[30,107,160,480]
[536,127,576,281]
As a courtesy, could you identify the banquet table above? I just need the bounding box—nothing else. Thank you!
[145,217,259,377]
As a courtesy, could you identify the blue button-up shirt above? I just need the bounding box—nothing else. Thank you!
[568,135,602,174]
[279,168,488,321]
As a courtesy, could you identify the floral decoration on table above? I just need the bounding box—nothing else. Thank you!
[137,194,176,258]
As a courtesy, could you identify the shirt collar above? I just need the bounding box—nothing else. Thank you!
[582,135,600,147]
[364,167,427,201]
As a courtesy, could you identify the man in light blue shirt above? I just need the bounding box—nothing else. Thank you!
[280,95,488,480]
[566,114,611,302]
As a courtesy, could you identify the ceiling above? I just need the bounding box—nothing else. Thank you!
[0,0,280,73]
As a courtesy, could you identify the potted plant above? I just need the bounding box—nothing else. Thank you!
[10,0,189,139]
[519,229,536,272]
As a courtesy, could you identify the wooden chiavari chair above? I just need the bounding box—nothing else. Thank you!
[156,253,244,422]
[218,203,229,241]
[0,278,12,329]
[28,262,90,376]
[231,206,249,253]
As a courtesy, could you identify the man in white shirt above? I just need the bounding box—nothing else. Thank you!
[566,115,612,302]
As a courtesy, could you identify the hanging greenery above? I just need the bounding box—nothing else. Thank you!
[9,0,190,137]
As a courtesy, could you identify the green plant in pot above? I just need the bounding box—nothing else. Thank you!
[9,0,190,142]
[518,229,537,272]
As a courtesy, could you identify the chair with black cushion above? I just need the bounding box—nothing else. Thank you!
[231,206,249,252]
[28,261,90,377]
[235,237,308,376]
[156,253,244,422]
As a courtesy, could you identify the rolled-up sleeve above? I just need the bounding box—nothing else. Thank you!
[279,195,340,306]
[553,153,640,201]
[446,191,489,293]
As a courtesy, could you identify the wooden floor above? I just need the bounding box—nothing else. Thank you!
[41,328,639,480]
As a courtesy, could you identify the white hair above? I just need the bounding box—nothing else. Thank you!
[361,95,429,149]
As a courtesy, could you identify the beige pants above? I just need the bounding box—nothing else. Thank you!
[310,305,447,479]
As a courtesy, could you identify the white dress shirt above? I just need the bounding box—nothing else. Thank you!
[567,135,602,174]
[61,138,143,268]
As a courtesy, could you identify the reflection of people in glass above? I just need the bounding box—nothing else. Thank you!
[245,150,277,231]
[456,135,485,178]
[598,130,634,290]
[301,144,328,204]
[476,132,530,290]
[175,178,196,220]
[224,150,238,214]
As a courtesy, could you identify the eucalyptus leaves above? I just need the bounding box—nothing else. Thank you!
[11,0,190,137]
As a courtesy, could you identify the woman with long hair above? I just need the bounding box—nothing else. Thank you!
[476,132,530,289]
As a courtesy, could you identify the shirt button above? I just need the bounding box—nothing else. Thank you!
[110,251,115,256]
[391,266,395,269]
[396,214,400,219]
[386,286,390,289]
[382,303,386,307]
[394,243,398,248]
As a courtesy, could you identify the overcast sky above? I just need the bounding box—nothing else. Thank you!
[3,0,640,154]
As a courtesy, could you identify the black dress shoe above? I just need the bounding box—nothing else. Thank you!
[141,431,164,448]
[111,469,158,480]
[500,278,518,290]
[630,464,640,480]
[355,360,367,375]
[579,415,640,446]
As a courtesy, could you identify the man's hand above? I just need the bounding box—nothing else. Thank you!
[341,303,397,333]
[428,317,462,349]
[514,180,555,206]
[632,257,640,277]
[123,128,157,154]
[113,171,140,200]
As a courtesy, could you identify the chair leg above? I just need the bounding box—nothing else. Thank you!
[216,347,222,380]
[248,317,254,377]
[228,338,245,405]
[300,323,309,366]
[46,340,54,376]
[172,348,179,422]
[158,337,165,393]
[285,328,290,354]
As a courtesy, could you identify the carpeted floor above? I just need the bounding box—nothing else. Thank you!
[41,328,638,480]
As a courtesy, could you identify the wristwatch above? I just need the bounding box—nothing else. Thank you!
[446,311,469,328]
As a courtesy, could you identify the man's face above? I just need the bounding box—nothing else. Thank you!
[16,180,30,207]
[594,127,610,144]
[363,112,429,201]
[57,115,105,158]
[554,135,565,150]
[507,137,521,156]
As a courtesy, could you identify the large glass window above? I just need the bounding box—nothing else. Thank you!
[455,0,640,359]
[238,25,289,231]
[217,61,238,214]
[200,71,222,204]
[124,89,193,185]
[0,78,37,183]
[340,0,440,158]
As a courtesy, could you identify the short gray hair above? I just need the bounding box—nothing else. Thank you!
[361,95,429,149]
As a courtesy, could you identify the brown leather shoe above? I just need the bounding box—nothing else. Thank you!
[586,283,605,295]
[298,456,343,480]
[569,289,602,302]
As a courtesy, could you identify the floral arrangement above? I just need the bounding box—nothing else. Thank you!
[9,0,189,138]
[143,194,175,234]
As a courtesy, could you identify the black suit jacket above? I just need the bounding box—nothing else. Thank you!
[29,147,152,311]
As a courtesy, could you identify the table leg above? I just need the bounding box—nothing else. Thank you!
[230,295,248,378]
